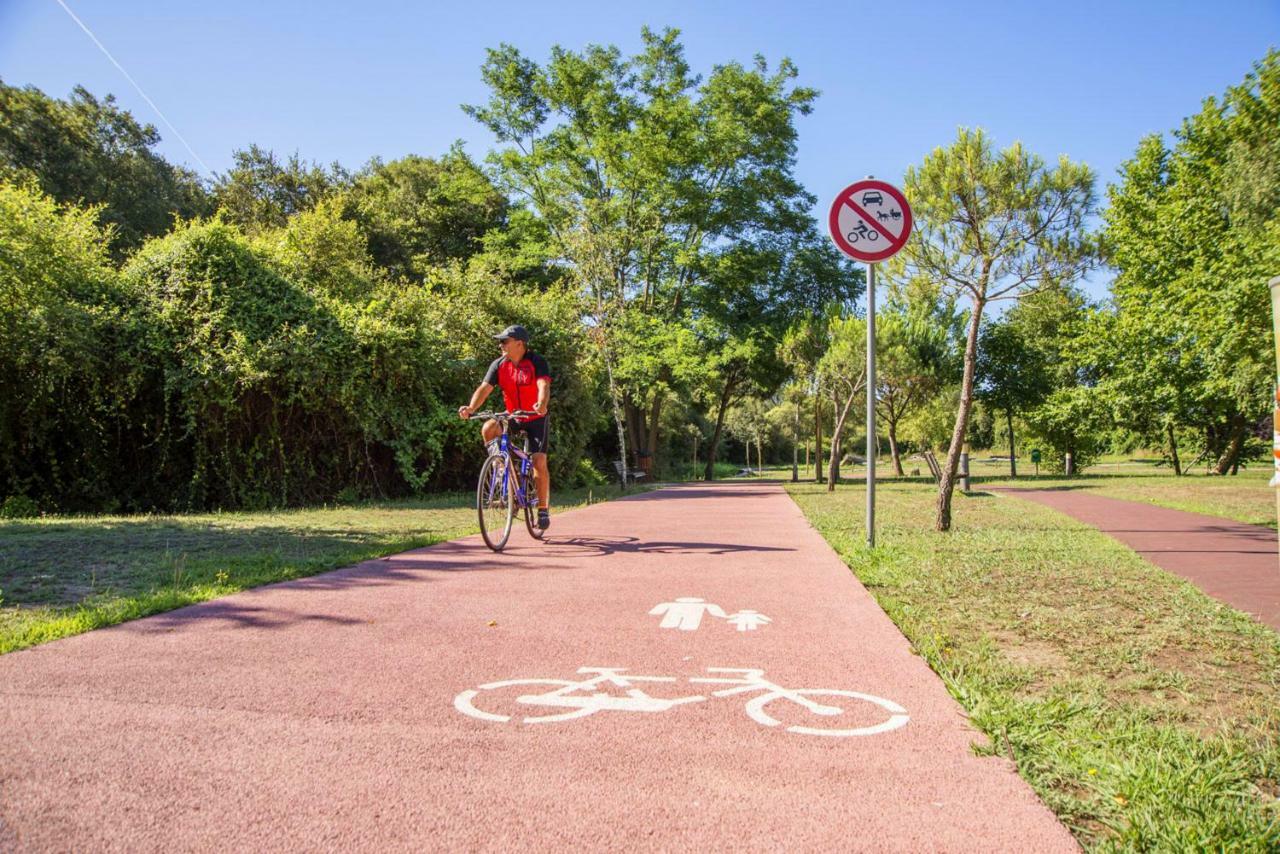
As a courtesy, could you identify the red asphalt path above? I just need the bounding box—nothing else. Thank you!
[0,482,1076,851]
[996,488,1280,631]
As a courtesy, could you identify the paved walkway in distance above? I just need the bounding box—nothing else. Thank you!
[996,488,1280,631]
[0,482,1076,851]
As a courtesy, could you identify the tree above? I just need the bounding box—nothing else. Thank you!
[725,397,771,473]
[816,314,867,491]
[464,28,854,478]
[213,144,348,234]
[895,128,1097,530]
[875,300,959,475]
[0,80,210,255]
[975,317,1050,477]
[1104,51,1280,475]
[346,147,510,280]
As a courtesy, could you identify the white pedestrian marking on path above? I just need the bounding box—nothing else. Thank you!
[649,597,726,630]
[454,666,909,737]
[726,610,771,631]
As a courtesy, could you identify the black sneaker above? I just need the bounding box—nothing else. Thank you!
[537,508,551,530]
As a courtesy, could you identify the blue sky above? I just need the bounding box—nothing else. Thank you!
[2,1,1277,299]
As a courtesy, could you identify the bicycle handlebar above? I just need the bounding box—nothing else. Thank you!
[467,410,539,421]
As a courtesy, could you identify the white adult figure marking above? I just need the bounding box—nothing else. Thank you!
[650,597,726,631]
[726,610,772,632]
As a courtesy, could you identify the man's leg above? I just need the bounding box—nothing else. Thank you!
[481,420,501,455]
[532,452,551,529]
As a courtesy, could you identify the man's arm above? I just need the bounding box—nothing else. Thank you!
[534,377,551,416]
[458,383,493,419]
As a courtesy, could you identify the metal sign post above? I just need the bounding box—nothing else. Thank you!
[866,261,876,547]
[826,179,913,549]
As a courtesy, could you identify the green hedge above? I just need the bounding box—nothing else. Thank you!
[0,182,597,512]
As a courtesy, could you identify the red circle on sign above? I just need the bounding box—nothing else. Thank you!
[827,180,913,263]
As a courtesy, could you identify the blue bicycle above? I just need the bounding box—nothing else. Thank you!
[469,410,545,552]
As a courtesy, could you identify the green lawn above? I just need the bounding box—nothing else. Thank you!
[783,453,1277,529]
[0,483,645,655]
[786,478,1280,850]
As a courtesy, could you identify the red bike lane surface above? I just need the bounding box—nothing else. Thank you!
[0,482,1076,852]
[995,488,1280,631]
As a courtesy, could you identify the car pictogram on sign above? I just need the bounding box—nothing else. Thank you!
[861,191,883,206]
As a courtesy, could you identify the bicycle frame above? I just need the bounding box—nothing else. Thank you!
[495,425,535,509]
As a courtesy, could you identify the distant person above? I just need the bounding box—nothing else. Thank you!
[458,325,553,530]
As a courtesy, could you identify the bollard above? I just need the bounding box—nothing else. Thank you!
[1065,452,1074,477]
[960,450,970,493]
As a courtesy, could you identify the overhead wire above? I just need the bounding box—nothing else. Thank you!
[52,0,212,175]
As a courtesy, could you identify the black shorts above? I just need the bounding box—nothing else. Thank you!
[513,416,549,455]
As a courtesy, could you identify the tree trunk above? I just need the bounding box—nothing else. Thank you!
[602,343,629,491]
[1007,407,1017,478]
[826,387,860,492]
[625,400,646,467]
[937,298,986,531]
[888,420,904,476]
[1214,413,1246,476]
[647,387,666,473]
[704,375,735,481]
[1168,422,1181,476]
[792,407,799,482]
[831,388,842,484]
[814,393,823,482]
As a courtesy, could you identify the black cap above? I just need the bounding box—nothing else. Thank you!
[492,324,529,342]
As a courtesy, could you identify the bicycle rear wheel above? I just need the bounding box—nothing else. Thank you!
[477,454,514,552]
[522,473,545,541]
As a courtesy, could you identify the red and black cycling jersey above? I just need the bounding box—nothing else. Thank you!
[484,352,551,422]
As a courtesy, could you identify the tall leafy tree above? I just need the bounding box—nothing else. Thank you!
[213,144,348,234]
[347,147,511,280]
[896,128,1097,530]
[816,314,867,491]
[1105,51,1280,475]
[0,80,210,255]
[975,314,1052,477]
[464,28,856,479]
[876,301,959,476]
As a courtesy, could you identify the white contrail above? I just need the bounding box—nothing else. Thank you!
[53,0,211,175]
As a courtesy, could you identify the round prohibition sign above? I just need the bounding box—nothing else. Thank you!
[827,179,913,263]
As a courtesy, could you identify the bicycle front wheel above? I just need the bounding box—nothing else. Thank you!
[477,454,514,552]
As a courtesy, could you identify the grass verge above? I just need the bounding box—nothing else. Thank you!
[0,483,648,655]
[786,479,1280,851]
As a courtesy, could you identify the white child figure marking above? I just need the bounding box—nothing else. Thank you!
[650,597,726,631]
[726,610,772,632]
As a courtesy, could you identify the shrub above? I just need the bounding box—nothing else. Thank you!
[0,495,38,519]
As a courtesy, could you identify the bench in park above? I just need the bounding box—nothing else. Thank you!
[612,460,647,484]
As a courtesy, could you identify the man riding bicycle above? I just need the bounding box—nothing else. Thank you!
[458,325,553,530]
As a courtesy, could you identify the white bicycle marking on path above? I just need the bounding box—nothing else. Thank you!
[650,598,772,631]
[454,667,909,737]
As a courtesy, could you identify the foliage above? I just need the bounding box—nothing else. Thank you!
[0,495,39,519]
[1102,50,1280,475]
[347,147,511,280]
[0,80,210,255]
[465,27,856,474]
[0,182,136,509]
[213,144,348,234]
